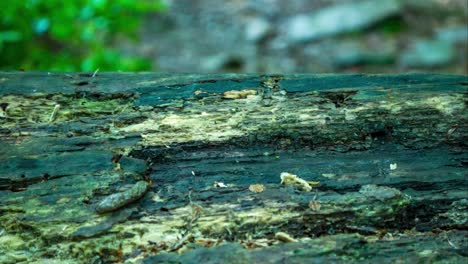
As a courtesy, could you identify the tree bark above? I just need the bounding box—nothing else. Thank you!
[0,72,466,263]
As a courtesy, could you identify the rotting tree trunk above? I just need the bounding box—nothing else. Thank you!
[0,72,467,263]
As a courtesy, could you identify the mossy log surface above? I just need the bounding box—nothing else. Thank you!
[0,72,467,263]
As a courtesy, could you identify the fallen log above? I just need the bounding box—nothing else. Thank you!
[0,72,466,263]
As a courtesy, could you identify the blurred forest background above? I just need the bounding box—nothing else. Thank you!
[1,0,467,74]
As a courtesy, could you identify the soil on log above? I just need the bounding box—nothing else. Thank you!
[0,72,467,263]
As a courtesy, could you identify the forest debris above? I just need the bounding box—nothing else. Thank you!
[249,184,265,193]
[223,89,257,99]
[275,232,297,243]
[213,181,228,188]
[92,68,100,77]
[170,234,193,252]
[309,189,321,211]
[48,104,60,123]
[96,181,149,214]
[309,181,320,186]
[280,172,312,191]
[308,200,321,211]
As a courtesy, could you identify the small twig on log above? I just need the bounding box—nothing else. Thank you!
[170,233,193,252]
[48,104,61,123]
[92,68,100,77]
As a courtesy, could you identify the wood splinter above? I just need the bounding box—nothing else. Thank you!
[48,104,61,123]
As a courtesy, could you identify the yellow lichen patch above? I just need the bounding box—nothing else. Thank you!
[117,119,160,133]
[0,234,26,250]
[195,201,302,236]
[223,89,257,99]
[116,221,182,248]
[423,95,465,115]
[136,112,246,145]
[280,172,312,191]
[111,90,324,146]
[0,95,132,128]
[110,86,465,149]
[249,184,265,193]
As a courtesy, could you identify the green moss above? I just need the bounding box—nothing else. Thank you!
[0,94,134,128]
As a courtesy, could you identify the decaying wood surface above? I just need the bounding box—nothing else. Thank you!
[0,72,467,263]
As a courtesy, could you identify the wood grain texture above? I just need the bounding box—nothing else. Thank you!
[0,72,466,263]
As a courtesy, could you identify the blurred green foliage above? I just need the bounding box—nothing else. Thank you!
[0,0,165,71]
